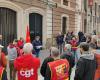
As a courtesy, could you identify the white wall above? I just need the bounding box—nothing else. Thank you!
[75,0,82,34]
[46,7,53,38]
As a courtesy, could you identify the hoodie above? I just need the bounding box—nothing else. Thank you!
[74,51,96,80]
[81,51,94,60]
[7,44,17,61]
[14,54,40,80]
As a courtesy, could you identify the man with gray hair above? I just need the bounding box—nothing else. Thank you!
[40,47,58,78]
[41,47,70,80]
[61,44,75,80]
[50,47,60,59]
[14,43,40,80]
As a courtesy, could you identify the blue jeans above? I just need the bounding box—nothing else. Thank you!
[72,50,78,64]
[35,50,40,57]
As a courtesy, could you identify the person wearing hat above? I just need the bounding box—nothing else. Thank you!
[0,44,7,80]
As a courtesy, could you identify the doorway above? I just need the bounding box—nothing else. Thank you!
[29,13,43,42]
[0,7,17,52]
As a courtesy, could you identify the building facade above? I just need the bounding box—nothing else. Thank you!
[0,0,76,47]
[52,0,76,35]
[81,0,100,34]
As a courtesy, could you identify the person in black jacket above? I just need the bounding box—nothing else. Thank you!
[32,36,42,57]
[74,42,97,80]
[61,44,75,80]
[78,31,86,44]
[41,46,74,80]
[44,47,70,80]
[40,57,54,77]
[40,47,58,79]
[78,31,83,43]
[56,32,64,54]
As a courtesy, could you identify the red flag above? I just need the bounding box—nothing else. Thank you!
[88,0,93,6]
[26,26,31,43]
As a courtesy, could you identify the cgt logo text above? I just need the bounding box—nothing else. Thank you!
[20,68,34,78]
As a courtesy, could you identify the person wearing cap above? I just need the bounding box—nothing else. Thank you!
[74,42,96,80]
[61,44,75,80]
[14,43,40,80]
[44,47,69,80]
[0,44,7,80]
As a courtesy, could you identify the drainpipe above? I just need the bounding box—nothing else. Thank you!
[52,7,53,46]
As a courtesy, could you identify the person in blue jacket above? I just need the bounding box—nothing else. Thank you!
[32,36,42,57]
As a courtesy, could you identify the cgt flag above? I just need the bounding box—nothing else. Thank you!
[26,26,31,43]
[88,0,93,6]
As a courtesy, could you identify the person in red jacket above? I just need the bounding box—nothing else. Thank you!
[0,45,7,68]
[0,45,7,80]
[17,37,24,48]
[70,37,78,63]
[14,43,40,80]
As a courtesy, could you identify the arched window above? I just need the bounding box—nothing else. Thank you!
[0,7,17,52]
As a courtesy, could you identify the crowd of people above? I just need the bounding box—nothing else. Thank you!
[0,30,100,80]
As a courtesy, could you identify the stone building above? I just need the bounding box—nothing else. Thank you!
[0,0,76,48]
[81,0,100,34]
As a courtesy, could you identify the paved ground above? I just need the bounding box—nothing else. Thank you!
[38,50,50,80]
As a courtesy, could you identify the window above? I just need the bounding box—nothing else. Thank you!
[63,0,69,6]
[62,17,67,34]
